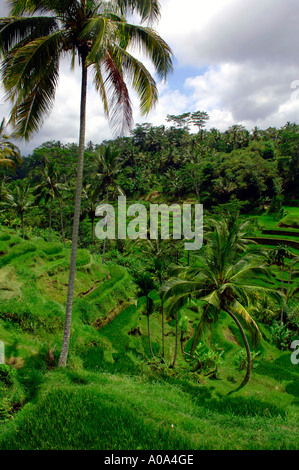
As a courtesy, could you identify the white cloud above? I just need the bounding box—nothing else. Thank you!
[1,0,299,154]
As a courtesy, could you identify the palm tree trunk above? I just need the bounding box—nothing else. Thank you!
[147,297,154,358]
[172,309,179,367]
[91,216,94,253]
[21,212,24,239]
[48,198,52,242]
[191,304,208,355]
[59,199,66,247]
[59,60,88,368]
[224,307,252,391]
[280,264,284,324]
[161,296,165,358]
[102,186,109,264]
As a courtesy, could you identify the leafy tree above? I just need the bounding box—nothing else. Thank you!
[0,0,173,367]
[190,110,209,134]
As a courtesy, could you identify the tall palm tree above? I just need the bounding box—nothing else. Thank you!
[94,144,126,262]
[2,181,33,238]
[33,158,67,244]
[135,270,158,358]
[0,0,173,367]
[0,118,22,170]
[163,219,279,390]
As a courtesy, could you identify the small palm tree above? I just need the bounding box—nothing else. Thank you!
[94,145,126,262]
[164,219,279,390]
[33,158,67,244]
[139,238,172,357]
[286,256,299,303]
[82,183,102,252]
[0,176,10,203]
[3,181,32,238]
[0,118,22,170]
[135,270,158,358]
[271,244,291,324]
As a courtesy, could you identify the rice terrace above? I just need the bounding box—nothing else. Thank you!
[0,0,298,455]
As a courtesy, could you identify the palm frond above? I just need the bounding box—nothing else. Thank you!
[116,0,161,24]
[228,299,262,346]
[110,45,158,114]
[101,51,133,136]
[117,22,173,80]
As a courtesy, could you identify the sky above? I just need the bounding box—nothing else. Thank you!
[1,0,299,155]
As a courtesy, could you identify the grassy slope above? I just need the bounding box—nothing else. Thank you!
[0,226,299,450]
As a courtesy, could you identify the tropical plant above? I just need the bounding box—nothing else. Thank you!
[2,181,33,238]
[135,270,158,358]
[163,218,279,390]
[0,118,22,170]
[0,0,172,367]
[33,158,67,244]
[93,144,126,262]
[271,244,291,324]
[82,183,101,252]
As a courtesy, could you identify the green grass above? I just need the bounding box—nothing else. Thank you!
[0,225,299,450]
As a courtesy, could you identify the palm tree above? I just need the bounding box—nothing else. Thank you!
[0,118,22,170]
[135,270,158,358]
[2,181,32,238]
[139,238,172,358]
[94,144,126,262]
[33,158,67,244]
[271,244,291,324]
[286,256,299,304]
[0,176,10,203]
[163,219,279,390]
[0,0,173,367]
[82,183,101,252]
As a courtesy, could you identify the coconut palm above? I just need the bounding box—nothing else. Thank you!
[286,256,299,303]
[271,244,291,324]
[33,158,67,244]
[94,144,126,262]
[135,270,158,358]
[0,118,22,170]
[139,238,173,357]
[2,181,33,238]
[0,0,173,367]
[82,183,101,252]
[0,176,10,203]
[163,219,279,390]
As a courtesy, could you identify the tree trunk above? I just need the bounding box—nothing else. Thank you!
[102,185,109,263]
[147,297,154,358]
[59,199,66,247]
[280,263,284,324]
[191,304,208,355]
[224,306,252,391]
[21,212,24,239]
[172,309,179,367]
[161,296,165,358]
[48,198,52,242]
[59,60,88,368]
[91,216,94,253]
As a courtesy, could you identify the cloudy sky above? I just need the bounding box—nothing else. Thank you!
[1,0,299,155]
